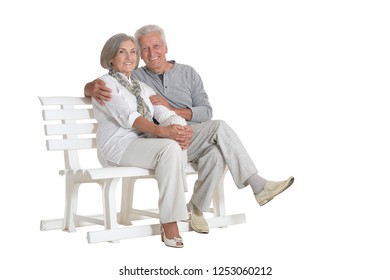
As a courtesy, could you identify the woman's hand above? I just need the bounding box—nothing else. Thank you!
[160,125,193,150]
[175,125,192,150]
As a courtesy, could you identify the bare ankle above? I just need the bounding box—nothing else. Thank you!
[162,222,181,239]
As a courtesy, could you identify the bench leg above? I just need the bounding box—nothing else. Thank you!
[63,177,79,232]
[101,178,120,230]
[213,167,227,218]
[119,178,136,225]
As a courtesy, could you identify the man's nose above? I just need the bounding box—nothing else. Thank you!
[147,48,154,57]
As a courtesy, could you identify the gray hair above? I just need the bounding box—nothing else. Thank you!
[100,33,138,70]
[134,24,167,47]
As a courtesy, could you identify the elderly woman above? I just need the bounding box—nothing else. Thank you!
[92,33,192,248]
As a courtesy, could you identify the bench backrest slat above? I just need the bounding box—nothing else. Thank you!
[39,96,96,169]
[39,96,92,106]
[42,109,94,121]
[47,138,96,151]
[44,123,97,136]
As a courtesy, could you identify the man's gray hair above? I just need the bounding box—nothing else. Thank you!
[134,24,167,47]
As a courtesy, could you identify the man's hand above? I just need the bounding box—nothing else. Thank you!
[84,79,112,105]
[151,95,193,121]
[150,95,172,109]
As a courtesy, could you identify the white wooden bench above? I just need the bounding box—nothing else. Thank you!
[39,96,246,243]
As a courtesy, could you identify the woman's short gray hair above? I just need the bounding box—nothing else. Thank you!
[134,24,167,47]
[100,33,138,70]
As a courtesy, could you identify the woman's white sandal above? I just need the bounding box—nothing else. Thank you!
[160,225,184,248]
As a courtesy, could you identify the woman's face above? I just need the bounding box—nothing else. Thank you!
[111,39,137,76]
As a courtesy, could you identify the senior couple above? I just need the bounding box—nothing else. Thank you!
[85,25,294,248]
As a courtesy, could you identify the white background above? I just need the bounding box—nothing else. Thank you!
[1,0,389,279]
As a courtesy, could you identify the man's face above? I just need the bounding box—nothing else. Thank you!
[138,32,168,73]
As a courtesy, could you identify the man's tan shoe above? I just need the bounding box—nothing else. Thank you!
[255,176,294,206]
[189,209,209,234]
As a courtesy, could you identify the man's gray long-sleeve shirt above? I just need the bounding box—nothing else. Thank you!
[133,61,213,124]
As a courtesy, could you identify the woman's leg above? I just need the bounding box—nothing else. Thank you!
[119,138,188,239]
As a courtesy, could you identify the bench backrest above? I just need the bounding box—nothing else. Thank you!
[39,96,97,170]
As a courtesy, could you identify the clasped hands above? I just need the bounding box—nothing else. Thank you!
[163,124,193,150]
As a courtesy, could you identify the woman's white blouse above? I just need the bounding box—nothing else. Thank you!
[92,73,185,166]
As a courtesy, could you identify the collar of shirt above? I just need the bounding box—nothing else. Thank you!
[145,60,176,75]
